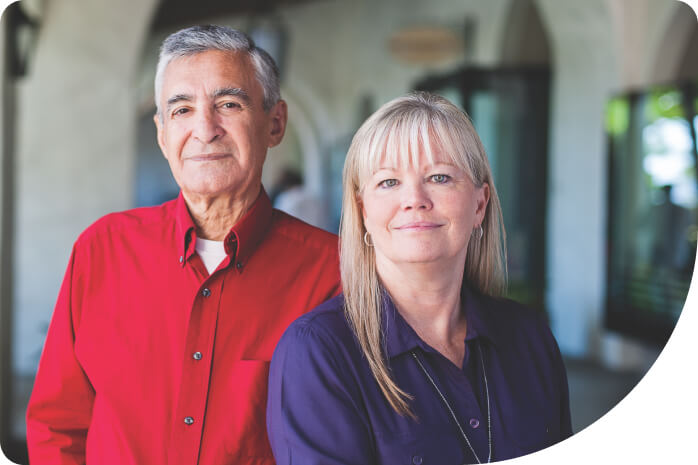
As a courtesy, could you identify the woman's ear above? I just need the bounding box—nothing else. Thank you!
[476,183,490,223]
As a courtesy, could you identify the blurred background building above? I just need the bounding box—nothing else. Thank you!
[1,0,697,462]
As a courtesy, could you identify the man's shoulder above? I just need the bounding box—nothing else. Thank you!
[76,199,177,245]
[269,208,338,252]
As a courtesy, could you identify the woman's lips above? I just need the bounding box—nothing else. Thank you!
[394,222,443,231]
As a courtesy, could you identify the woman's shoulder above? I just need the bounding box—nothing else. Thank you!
[478,293,542,325]
[275,294,358,358]
[287,294,351,334]
[472,291,559,351]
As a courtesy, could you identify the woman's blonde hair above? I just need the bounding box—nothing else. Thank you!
[340,92,507,416]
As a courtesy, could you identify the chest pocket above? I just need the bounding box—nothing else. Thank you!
[223,360,274,461]
[375,427,467,465]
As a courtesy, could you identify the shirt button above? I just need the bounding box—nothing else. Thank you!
[179,256,184,263]
[236,262,243,269]
[184,416,194,425]
[192,352,202,360]
[469,418,480,428]
[201,288,211,297]
[412,456,423,465]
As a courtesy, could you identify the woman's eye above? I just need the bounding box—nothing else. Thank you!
[430,174,451,184]
[379,179,399,188]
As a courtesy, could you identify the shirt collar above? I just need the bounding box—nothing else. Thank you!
[383,286,500,359]
[175,188,273,270]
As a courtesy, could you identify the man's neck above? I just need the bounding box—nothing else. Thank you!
[183,188,260,240]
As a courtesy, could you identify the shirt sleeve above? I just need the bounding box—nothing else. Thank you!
[554,338,573,439]
[540,317,573,440]
[26,243,95,464]
[267,319,374,465]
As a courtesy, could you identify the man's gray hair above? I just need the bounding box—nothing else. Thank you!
[154,25,281,118]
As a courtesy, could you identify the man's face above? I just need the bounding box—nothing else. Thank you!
[154,50,287,202]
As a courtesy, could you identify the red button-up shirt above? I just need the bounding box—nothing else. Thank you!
[26,189,340,465]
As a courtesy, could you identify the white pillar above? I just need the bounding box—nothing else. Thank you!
[537,0,619,358]
[13,0,158,375]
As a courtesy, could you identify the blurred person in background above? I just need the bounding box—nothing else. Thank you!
[267,92,571,464]
[272,167,331,231]
[26,25,339,465]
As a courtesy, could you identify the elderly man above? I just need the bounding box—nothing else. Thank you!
[26,25,340,464]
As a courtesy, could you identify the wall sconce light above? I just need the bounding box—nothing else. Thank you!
[5,1,41,78]
[388,17,476,67]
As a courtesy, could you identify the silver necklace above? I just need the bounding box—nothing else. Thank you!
[410,344,492,464]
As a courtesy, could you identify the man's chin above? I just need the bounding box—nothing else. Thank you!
[180,184,235,200]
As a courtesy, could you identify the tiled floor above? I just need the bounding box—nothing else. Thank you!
[565,357,645,433]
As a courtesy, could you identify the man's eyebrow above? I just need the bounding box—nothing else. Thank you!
[166,94,192,110]
[213,87,250,104]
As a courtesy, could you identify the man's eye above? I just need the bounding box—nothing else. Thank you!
[379,179,399,188]
[220,101,241,110]
[430,174,451,184]
[172,107,190,117]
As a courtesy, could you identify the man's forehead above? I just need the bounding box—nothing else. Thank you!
[161,50,262,103]
[161,50,256,92]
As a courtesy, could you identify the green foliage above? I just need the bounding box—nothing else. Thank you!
[605,97,629,136]
[645,87,684,121]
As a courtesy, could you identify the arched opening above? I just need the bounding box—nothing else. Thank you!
[652,1,698,84]
[500,0,552,66]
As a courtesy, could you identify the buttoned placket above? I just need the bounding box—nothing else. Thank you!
[167,254,230,465]
[425,345,490,463]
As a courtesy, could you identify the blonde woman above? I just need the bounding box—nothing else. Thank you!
[267,92,571,464]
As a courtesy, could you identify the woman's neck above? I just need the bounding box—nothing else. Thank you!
[377,256,468,366]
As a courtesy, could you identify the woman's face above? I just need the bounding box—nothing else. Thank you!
[360,148,489,272]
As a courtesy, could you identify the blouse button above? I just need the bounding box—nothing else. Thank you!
[411,456,423,465]
[201,288,211,297]
[192,352,202,361]
[469,418,480,428]
[183,416,194,425]
[236,262,243,269]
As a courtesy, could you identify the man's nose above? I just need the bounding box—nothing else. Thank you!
[193,108,224,143]
[401,181,433,210]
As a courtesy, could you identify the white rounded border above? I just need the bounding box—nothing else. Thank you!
[0,0,696,464]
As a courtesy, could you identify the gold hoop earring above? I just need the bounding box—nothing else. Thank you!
[363,231,374,247]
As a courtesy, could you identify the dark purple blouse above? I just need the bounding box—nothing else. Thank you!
[267,288,572,464]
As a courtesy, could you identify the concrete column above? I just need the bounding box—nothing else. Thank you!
[13,0,158,375]
[537,0,619,358]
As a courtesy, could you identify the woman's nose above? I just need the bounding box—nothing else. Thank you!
[401,182,433,210]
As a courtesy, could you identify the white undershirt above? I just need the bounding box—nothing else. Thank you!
[195,237,227,274]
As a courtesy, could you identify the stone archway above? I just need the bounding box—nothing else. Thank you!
[7,0,159,460]
[651,0,698,83]
[500,0,552,66]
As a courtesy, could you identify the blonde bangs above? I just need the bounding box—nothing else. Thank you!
[351,108,479,195]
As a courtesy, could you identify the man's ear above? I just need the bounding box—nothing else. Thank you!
[267,100,288,148]
[153,113,167,159]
